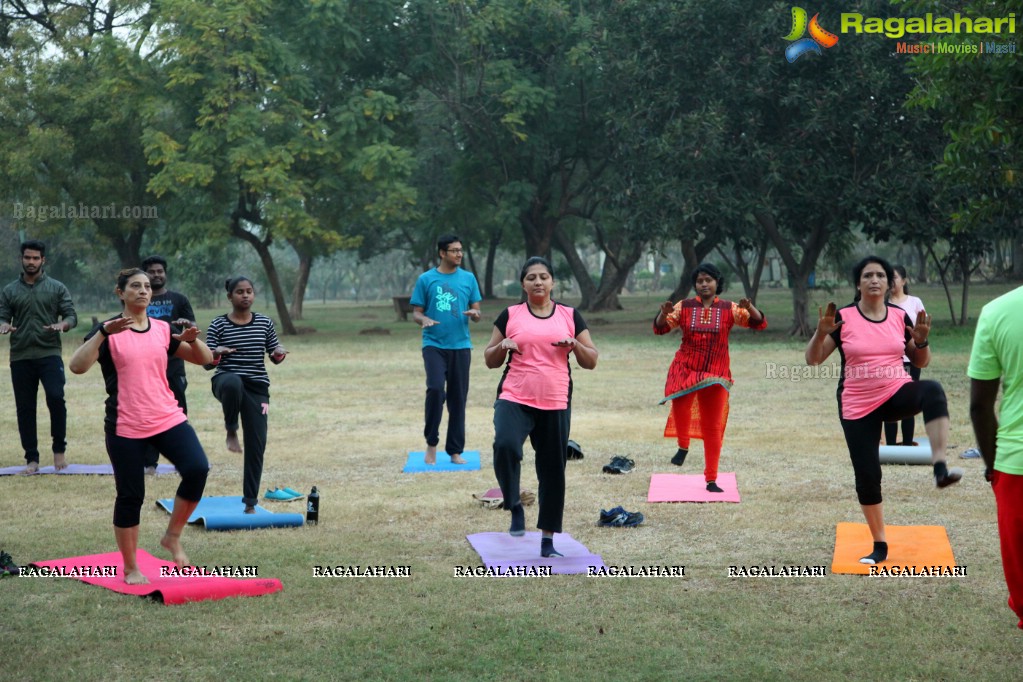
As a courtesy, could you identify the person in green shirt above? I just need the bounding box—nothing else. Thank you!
[0,240,78,474]
[968,284,1023,630]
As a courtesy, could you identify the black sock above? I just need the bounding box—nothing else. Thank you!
[934,461,948,479]
[706,481,723,493]
[541,537,563,558]
[859,541,888,565]
[509,504,525,536]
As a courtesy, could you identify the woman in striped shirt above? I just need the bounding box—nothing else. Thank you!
[205,276,288,513]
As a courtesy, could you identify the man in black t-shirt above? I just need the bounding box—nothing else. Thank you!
[142,255,196,474]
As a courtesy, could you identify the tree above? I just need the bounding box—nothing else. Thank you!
[143,0,415,333]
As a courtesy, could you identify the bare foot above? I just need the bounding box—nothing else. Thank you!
[425,445,437,465]
[53,452,68,471]
[20,461,39,475]
[226,430,242,453]
[160,532,190,569]
[124,567,150,585]
[449,453,466,465]
[244,504,256,514]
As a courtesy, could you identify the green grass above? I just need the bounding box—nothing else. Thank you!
[1,283,1020,681]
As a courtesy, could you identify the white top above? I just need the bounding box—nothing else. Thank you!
[891,294,926,363]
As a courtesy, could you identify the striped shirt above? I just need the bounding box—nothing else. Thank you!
[205,313,281,386]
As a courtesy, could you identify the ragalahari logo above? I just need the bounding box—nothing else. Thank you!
[783,7,839,62]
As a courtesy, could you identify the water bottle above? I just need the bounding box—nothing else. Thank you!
[306,486,319,525]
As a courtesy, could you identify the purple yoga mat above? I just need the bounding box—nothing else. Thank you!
[0,463,176,476]
[466,531,605,575]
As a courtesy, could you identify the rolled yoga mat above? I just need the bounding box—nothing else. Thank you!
[878,436,932,465]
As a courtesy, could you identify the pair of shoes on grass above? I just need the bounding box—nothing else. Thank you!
[0,550,20,577]
[264,487,305,501]
[598,506,644,528]
[602,456,635,474]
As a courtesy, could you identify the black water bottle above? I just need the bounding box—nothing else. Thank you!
[306,486,319,525]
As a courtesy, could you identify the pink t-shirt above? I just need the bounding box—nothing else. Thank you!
[99,319,187,438]
[892,295,925,363]
[830,303,913,420]
[494,302,584,410]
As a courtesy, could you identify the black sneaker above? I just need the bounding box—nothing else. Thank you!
[602,456,635,474]
[0,551,20,577]
[599,506,644,527]
[936,466,964,488]
[671,448,688,466]
[566,440,584,460]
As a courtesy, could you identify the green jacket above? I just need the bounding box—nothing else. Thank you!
[0,272,78,361]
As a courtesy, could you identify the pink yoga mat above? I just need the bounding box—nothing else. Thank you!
[466,531,605,575]
[0,463,176,476]
[28,550,283,605]
[647,472,741,503]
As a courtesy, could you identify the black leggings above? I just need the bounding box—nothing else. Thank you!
[492,399,570,534]
[106,421,209,528]
[840,379,948,506]
[213,373,270,507]
[884,363,921,445]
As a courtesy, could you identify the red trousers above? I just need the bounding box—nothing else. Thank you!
[670,384,728,483]
[993,470,1023,629]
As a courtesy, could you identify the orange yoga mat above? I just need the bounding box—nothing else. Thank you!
[831,522,957,575]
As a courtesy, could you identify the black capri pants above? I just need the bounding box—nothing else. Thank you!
[840,379,948,506]
[106,421,210,528]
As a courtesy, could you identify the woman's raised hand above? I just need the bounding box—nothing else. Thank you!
[816,302,843,336]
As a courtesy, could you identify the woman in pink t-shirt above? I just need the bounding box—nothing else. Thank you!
[805,256,961,565]
[484,257,598,558]
[70,269,214,585]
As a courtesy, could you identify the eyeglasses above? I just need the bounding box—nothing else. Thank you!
[446,249,464,254]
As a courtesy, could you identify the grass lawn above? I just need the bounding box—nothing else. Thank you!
[1,282,1021,681]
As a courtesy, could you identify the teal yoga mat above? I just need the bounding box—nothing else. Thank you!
[156,496,304,530]
[403,450,481,473]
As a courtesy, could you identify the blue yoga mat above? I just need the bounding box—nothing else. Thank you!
[156,496,304,530]
[403,450,481,473]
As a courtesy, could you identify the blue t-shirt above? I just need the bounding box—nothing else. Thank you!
[410,268,482,350]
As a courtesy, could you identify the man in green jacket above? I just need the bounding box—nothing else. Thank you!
[0,240,78,474]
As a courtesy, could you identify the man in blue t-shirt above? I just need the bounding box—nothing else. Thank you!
[410,235,482,464]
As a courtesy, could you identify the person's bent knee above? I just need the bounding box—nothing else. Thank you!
[113,497,144,528]
[918,380,949,422]
[855,483,882,506]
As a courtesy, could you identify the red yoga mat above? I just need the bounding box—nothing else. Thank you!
[28,550,283,605]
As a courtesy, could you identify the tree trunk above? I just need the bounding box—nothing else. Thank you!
[553,228,598,307]
[959,247,971,325]
[587,236,646,312]
[289,249,314,321]
[756,210,828,336]
[671,234,719,302]
[926,243,958,326]
[230,220,298,335]
[483,233,500,299]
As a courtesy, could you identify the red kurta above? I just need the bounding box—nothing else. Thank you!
[654,297,767,438]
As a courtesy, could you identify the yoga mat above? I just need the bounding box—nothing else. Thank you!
[403,450,481,473]
[156,496,304,530]
[879,437,932,465]
[0,463,176,476]
[466,531,605,575]
[28,550,282,605]
[831,522,957,575]
[647,472,741,503]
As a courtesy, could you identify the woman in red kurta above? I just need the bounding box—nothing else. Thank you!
[653,263,766,491]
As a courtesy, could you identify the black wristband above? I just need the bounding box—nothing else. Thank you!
[915,339,929,349]
[99,325,110,337]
